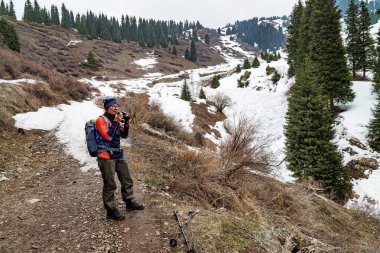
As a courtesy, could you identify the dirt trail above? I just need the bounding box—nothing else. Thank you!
[0,130,170,252]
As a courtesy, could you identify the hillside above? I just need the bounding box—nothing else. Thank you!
[1,18,380,252]
[2,17,225,80]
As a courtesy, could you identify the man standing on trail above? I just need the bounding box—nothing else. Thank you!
[95,97,144,220]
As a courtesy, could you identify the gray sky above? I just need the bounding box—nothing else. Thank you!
[11,0,298,28]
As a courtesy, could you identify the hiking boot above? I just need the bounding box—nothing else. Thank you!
[125,199,145,211]
[106,208,125,220]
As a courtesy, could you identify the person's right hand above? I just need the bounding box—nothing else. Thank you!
[114,113,123,122]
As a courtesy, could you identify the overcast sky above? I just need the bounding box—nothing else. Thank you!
[11,0,298,28]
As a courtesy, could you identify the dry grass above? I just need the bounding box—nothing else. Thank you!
[0,48,90,102]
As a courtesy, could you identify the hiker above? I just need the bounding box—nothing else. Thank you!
[95,97,144,220]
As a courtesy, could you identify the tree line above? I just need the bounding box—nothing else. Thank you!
[19,0,202,47]
[224,17,286,51]
[0,0,16,19]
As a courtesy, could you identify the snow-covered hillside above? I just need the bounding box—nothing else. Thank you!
[9,30,380,214]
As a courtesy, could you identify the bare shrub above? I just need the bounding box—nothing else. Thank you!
[219,114,275,177]
[210,92,232,112]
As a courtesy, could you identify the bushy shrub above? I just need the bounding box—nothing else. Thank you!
[211,75,221,89]
[0,18,20,52]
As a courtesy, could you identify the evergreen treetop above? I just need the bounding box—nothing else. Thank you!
[287,0,304,77]
[308,0,354,107]
[345,0,360,78]
[180,79,192,101]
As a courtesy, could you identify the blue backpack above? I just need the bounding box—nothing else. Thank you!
[85,116,109,157]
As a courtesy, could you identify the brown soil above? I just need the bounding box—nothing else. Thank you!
[5,18,225,80]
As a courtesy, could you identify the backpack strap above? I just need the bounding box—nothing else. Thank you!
[96,115,122,154]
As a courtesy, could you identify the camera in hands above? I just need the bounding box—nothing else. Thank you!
[117,111,131,123]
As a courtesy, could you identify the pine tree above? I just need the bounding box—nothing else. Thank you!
[50,5,60,25]
[159,32,168,48]
[172,45,177,56]
[33,0,41,23]
[41,7,50,25]
[0,0,5,16]
[297,0,314,70]
[373,29,380,94]
[210,75,220,89]
[252,56,260,68]
[180,79,192,101]
[23,0,33,22]
[190,40,197,62]
[284,59,350,200]
[185,48,190,60]
[357,0,375,79]
[199,87,206,99]
[242,58,251,69]
[0,18,20,52]
[271,71,281,84]
[345,0,360,78]
[8,0,16,19]
[308,0,354,108]
[236,64,241,73]
[368,94,380,152]
[204,34,210,45]
[192,28,198,42]
[61,4,70,28]
[287,0,304,77]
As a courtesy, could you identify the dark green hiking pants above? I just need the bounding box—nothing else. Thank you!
[97,158,134,210]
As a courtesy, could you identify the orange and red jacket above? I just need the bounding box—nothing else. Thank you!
[95,114,128,159]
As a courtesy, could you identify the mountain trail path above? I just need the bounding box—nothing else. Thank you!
[0,130,171,253]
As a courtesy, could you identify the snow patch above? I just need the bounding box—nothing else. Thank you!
[0,79,37,85]
[134,52,157,70]
[28,199,40,204]
[67,40,82,47]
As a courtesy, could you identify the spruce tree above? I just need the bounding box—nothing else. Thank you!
[308,0,354,108]
[8,0,15,19]
[199,87,206,99]
[61,4,70,28]
[33,0,41,23]
[252,56,260,68]
[373,29,380,94]
[210,75,220,89]
[242,58,251,69]
[0,18,20,52]
[180,79,192,101]
[185,48,190,60]
[368,94,380,152]
[236,64,241,73]
[50,5,60,25]
[284,59,350,200]
[345,0,360,78]
[271,71,281,84]
[190,40,197,62]
[204,34,210,45]
[297,0,314,69]
[23,0,33,22]
[357,0,375,80]
[0,0,5,16]
[192,28,198,42]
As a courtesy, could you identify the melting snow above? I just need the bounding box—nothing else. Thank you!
[134,51,157,69]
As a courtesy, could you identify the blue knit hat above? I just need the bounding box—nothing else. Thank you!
[103,97,118,110]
